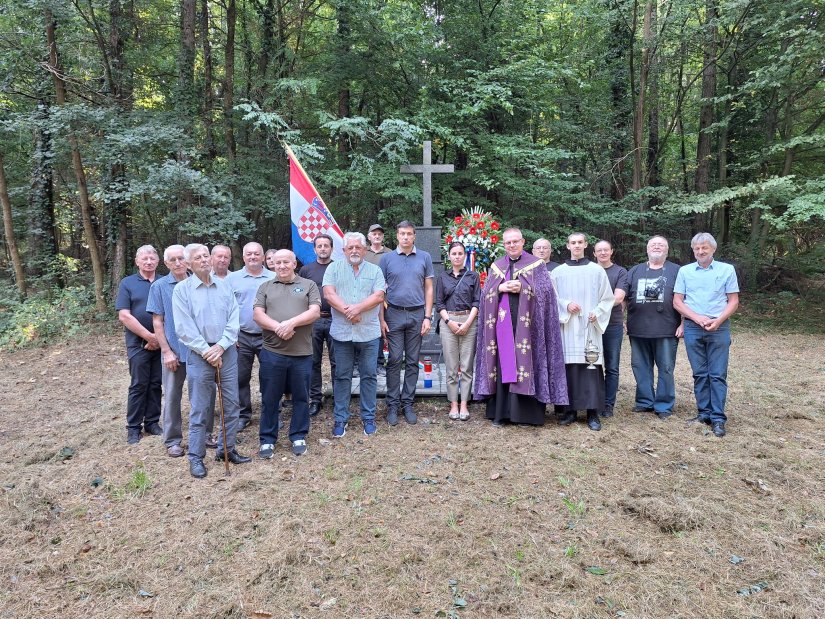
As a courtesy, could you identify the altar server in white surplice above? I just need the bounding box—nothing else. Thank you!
[551,232,615,431]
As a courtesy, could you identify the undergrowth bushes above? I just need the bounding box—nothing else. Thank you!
[0,283,100,351]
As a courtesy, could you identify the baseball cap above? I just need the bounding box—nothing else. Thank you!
[369,224,384,232]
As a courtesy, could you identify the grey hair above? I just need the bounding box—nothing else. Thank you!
[135,244,158,259]
[691,232,717,249]
[163,244,185,261]
[343,231,368,248]
[211,244,231,256]
[184,243,209,261]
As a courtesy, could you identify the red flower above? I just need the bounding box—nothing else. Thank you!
[476,220,485,229]
[481,230,488,238]
[469,227,477,234]
[463,219,472,227]
[454,216,462,223]
[472,213,481,220]
[490,221,500,231]
[445,235,453,244]
[491,234,499,244]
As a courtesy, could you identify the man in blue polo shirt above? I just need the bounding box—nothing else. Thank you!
[673,232,740,437]
[116,245,162,445]
[147,244,192,458]
[379,221,434,425]
[226,242,274,430]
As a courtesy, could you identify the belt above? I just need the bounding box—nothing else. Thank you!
[320,312,332,318]
[449,309,472,316]
[241,329,261,336]
[387,303,424,311]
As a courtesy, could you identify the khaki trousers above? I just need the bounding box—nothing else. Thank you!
[439,314,478,403]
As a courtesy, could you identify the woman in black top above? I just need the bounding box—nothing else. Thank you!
[436,242,481,420]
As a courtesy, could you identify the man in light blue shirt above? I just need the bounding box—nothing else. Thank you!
[674,233,740,437]
[226,242,275,429]
[147,244,192,458]
[173,243,251,478]
[323,232,386,438]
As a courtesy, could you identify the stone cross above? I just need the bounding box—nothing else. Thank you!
[400,140,454,227]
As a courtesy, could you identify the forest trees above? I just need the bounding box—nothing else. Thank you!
[0,0,822,319]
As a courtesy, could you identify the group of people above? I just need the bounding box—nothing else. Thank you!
[115,221,739,479]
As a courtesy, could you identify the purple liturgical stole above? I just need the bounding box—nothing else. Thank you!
[496,292,518,383]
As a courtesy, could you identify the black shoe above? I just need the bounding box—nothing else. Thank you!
[558,413,577,426]
[656,411,672,420]
[189,458,207,478]
[712,422,726,437]
[687,415,711,425]
[215,449,252,464]
[599,406,614,418]
[127,428,142,444]
[587,411,602,431]
[237,417,251,431]
[387,408,398,426]
[145,422,163,436]
[308,401,321,417]
[632,406,654,413]
[403,406,418,425]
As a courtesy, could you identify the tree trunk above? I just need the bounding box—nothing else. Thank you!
[45,10,107,311]
[0,153,27,296]
[605,0,629,201]
[337,0,352,156]
[177,0,197,225]
[201,0,215,159]
[107,0,135,296]
[27,94,59,282]
[694,0,717,195]
[632,1,653,192]
[646,2,659,193]
[224,0,236,162]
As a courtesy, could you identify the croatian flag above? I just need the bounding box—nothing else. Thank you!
[287,145,345,266]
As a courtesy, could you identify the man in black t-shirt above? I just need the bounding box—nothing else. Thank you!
[622,236,683,419]
[299,234,336,416]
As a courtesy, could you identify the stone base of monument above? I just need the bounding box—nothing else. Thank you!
[323,362,474,398]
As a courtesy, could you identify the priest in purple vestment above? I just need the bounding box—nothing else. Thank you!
[474,228,568,425]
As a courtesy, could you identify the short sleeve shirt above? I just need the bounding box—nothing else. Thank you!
[146,273,189,363]
[674,260,739,318]
[380,246,434,307]
[226,267,275,334]
[603,263,629,327]
[115,272,156,359]
[299,261,334,313]
[254,276,321,356]
[323,260,386,342]
[624,261,682,338]
[365,246,390,266]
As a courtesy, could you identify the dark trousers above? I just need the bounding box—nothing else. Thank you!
[126,348,162,430]
[602,323,624,411]
[310,317,335,403]
[236,330,263,420]
[259,349,311,444]
[384,306,425,410]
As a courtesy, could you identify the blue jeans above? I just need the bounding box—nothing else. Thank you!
[683,321,731,423]
[630,336,678,414]
[259,348,311,444]
[187,346,240,461]
[332,337,380,424]
[602,323,624,411]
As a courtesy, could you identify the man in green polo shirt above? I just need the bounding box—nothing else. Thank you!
[253,249,321,457]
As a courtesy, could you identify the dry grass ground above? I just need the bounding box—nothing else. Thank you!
[1,325,824,618]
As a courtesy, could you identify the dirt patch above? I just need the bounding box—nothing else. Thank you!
[0,329,824,618]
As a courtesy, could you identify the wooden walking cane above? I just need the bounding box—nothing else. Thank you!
[215,367,231,476]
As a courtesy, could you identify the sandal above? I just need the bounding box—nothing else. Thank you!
[449,410,460,420]
[459,411,470,421]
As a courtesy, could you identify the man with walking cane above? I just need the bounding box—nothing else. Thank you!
[173,243,252,478]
